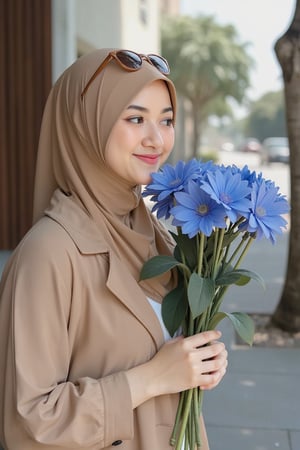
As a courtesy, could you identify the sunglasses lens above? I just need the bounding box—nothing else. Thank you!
[117,51,142,70]
[148,55,170,75]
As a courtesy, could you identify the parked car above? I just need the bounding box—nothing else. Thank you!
[260,137,289,165]
[239,138,262,153]
[220,141,235,152]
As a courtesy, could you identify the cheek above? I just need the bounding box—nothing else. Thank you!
[164,130,175,154]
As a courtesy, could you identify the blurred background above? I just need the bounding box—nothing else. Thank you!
[52,0,294,166]
[0,0,293,248]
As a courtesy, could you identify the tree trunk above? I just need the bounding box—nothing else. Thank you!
[191,102,201,159]
[272,0,300,331]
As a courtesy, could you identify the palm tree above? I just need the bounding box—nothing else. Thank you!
[161,15,253,157]
[272,0,300,331]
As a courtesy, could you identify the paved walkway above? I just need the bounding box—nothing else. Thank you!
[1,231,299,450]
[204,231,300,450]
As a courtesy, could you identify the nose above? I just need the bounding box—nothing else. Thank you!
[142,123,164,149]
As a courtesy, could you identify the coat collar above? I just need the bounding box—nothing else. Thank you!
[45,189,109,254]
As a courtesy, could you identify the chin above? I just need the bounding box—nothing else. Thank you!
[142,174,155,185]
[139,170,158,186]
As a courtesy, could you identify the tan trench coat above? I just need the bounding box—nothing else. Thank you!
[0,196,209,450]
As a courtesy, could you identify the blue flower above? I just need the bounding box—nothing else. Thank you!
[243,180,290,243]
[142,159,200,219]
[150,194,175,220]
[231,164,258,187]
[143,159,200,200]
[200,166,252,222]
[196,160,218,176]
[171,180,227,238]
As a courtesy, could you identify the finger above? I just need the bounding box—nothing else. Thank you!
[200,367,227,390]
[200,353,227,374]
[196,342,225,361]
[199,370,223,388]
[209,347,228,362]
[185,330,222,348]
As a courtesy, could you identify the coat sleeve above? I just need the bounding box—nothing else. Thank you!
[0,224,134,448]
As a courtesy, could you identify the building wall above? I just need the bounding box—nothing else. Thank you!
[120,0,160,53]
[76,0,160,55]
[76,0,122,54]
[52,0,77,82]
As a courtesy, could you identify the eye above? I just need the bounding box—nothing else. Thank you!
[127,116,144,124]
[161,118,174,127]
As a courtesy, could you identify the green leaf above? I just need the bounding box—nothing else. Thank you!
[208,311,255,345]
[187,273,215,319]
[226,312,255,345]
[171,231,198,270]
[162,280,187,337]
[208,311,226,330]
[234,269,265,288]
[140,255,180,280]
[216,268,265,288]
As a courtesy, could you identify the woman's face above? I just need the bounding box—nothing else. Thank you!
[105,80,175,186]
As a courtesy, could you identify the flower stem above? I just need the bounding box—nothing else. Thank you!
[233,235,254,269]
[170,391,185,446]
[195,309,207,334]
[193,388,201,447]
[174,389,193,450]
[197,233,205,276]
[188,406,195,449]
[178,263,192,281]
[225,233,251,269]
[213,228,225,279]
[209,236,255,322]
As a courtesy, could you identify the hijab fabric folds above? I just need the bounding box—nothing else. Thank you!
[33,48,177,301]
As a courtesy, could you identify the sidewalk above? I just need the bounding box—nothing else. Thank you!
[1,232,299,450]
[204,231,300,450]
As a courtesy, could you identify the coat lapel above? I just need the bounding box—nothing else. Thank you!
[106,251,164,350]
[45,192,165,350]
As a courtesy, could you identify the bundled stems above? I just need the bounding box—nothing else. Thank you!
[170,230,256,448]
[193,388,201,447]
[170,388,203,449]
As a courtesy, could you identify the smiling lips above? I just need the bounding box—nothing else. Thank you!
[134,154,160,165]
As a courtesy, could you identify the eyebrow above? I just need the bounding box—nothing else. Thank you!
[127,105,173,114]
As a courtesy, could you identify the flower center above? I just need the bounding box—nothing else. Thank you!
[220,192,231,204]
[169,178,181,187]
[255,206,266,217]
[198,204,208,215]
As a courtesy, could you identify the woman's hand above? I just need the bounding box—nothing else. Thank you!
[126,330,228,408]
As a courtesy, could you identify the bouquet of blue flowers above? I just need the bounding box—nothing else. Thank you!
[140,159,290,449]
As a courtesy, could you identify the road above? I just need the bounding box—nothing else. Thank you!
[218,150,290,200]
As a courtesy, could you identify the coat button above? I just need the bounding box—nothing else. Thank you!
[112,440,123,446]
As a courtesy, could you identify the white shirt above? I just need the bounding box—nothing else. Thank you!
[147,297,181,342]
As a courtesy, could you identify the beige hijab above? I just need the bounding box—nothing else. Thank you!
[33,48,177,301]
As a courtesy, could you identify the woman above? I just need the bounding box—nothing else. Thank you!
[0,49,227,449]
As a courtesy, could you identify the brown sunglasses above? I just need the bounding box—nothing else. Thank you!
[81,49,170,98]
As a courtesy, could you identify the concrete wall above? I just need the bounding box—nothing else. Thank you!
[52,0,161,78]
[52,0,77,82]
[76,0,160,54]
